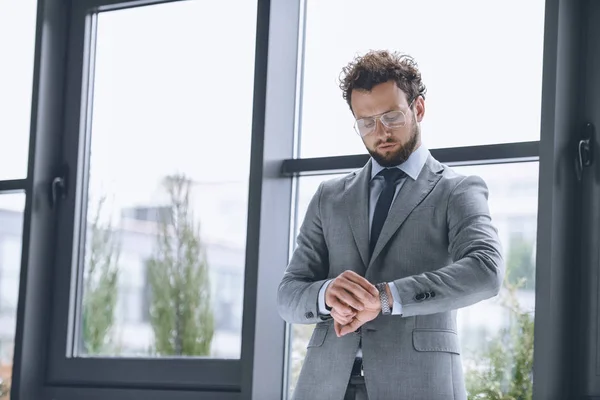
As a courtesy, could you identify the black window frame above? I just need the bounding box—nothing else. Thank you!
[4,0,591,399]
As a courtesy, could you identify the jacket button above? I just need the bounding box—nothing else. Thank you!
[424,292,431,299]
[305,311,314,319]
[415,293,426,301]
[430,291,436,298]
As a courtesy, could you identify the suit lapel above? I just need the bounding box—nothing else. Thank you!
[368,156,443,268]
[343,159,372,270]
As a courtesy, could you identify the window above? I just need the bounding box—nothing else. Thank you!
[285,174,344,398]
[74,0,255,360]
[453,163,537,397]
[298,0,545,157]
[2,0,590,397]
[0,194,25,399]
[286,162,538,398]
[4,0,593,396]
[0,0,37,180]
[46,0,259,390]
[286,1,545,395]
[0,3,36,396]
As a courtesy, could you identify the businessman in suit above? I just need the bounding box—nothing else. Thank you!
[277,50,504,400]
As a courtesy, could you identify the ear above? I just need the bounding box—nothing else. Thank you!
[414,96,425,122]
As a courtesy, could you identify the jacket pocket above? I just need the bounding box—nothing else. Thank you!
[307,324,329,348]
[412,328,461,354]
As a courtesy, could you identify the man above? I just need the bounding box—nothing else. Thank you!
[277,50,504,400]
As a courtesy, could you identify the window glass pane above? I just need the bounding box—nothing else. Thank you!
[298,0,545,157]
[77,0,257,359]
[454,162,537,399]
[0,0,37,180]
[0,193,25,399]
[286,174,345,398]
[286,162,538,399]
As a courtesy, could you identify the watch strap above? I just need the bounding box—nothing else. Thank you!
[376,283,391,315]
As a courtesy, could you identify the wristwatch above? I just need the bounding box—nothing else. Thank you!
[376,283,392,315]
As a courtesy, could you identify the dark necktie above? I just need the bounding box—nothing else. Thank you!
[369,168,406,256]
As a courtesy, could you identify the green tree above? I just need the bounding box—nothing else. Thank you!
[465,254,535,400]
[506,236,535,290]
[81,196,120,355]
[147,174,214,356]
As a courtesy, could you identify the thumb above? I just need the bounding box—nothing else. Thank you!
[339,319,361,337]
[334,321,343,337]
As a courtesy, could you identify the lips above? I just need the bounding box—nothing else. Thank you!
[378,142,398,150]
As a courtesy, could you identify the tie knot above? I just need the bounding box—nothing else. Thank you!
[379,168,406,184]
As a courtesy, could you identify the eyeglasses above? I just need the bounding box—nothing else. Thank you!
[353,99,416,137]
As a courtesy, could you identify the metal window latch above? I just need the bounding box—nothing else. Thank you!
[576,123,595,182]
[49,164,69,209]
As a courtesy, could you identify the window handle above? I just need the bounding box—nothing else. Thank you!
[49,164,69,209]
[576,123,595,182]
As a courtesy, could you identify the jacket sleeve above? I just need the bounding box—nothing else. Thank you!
[277,182,332,324]
[391,175,505,317]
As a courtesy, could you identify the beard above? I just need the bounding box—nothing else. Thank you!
[367,119,420,167]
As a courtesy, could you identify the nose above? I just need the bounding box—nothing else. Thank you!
[374,118,392,137]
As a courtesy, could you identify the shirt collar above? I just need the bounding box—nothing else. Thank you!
[370,144,429,181]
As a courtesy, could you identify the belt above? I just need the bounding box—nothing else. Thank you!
[351,357,363,377]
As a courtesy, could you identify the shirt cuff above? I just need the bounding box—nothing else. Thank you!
[388,282,403,315]
[318,279,333,315]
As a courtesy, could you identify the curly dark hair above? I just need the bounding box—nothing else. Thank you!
[339,50,427,112]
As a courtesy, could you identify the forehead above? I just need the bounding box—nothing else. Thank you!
[351,81,409,118]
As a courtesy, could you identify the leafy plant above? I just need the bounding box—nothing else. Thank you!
[81,195,120,355]
[465,236,535,400]
[506,236,536,290]
[147,174,214,356]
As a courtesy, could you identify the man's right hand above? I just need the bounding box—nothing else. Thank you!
[325,270,379,326]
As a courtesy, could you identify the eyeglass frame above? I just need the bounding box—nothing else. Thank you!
[353,97,418,137]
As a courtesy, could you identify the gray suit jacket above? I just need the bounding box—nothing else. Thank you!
[277,155,504,400]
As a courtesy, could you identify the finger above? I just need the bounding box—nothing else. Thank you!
[336,279,377,305]
[337,307,356,321]
[342,270,378,294]
[334,321,343,337]
[336,306,356,317]
[341,271,379,299]
[328,288,364,311]
[331,308,354,325]
[334,297,361,315]
[333,315,352,326]
[339,318,362,336]
[329,284,366,310]
[326,282,355,310]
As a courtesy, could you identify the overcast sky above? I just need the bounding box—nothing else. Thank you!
[1,0,545,233]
